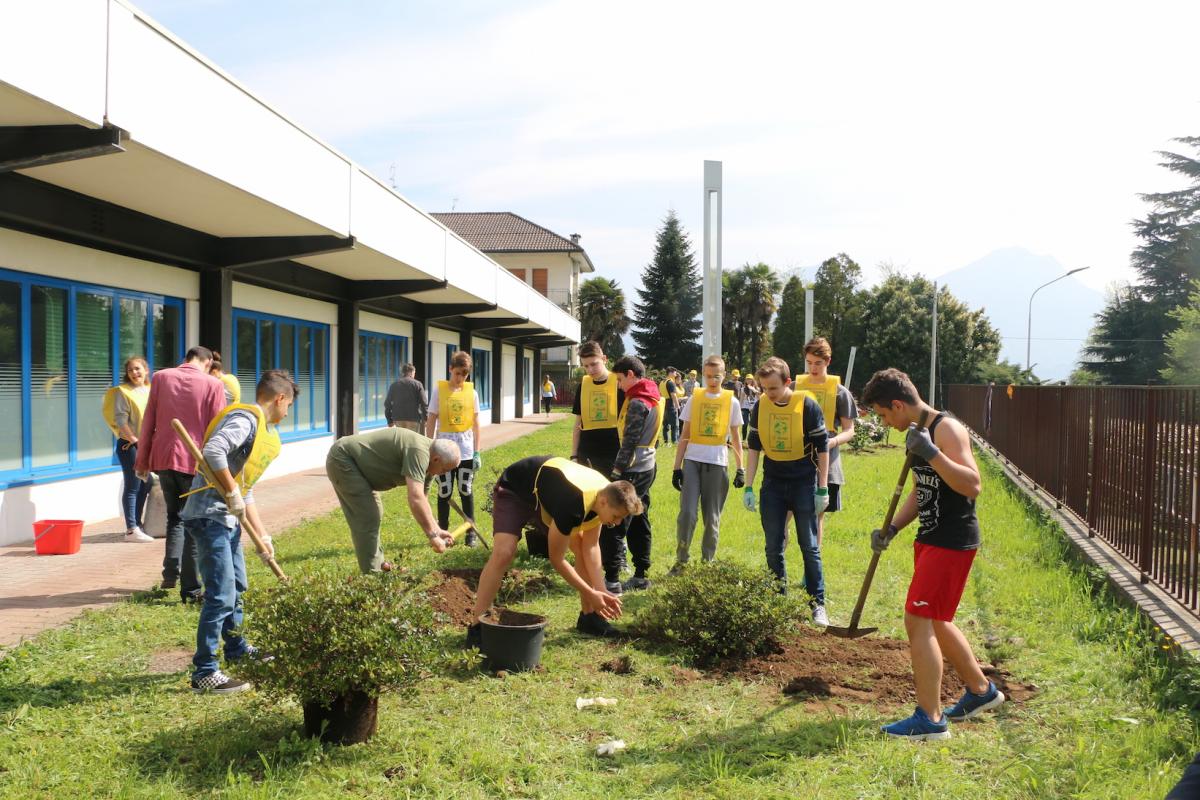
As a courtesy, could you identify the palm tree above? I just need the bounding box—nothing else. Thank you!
[740,263,782,368]
[721,269,748,367]
[578,277,630,358]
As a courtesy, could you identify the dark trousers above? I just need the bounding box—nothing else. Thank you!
[116,440,149,531]
[541,396,553,414]
[601,466,656,581]
[663,413,679,444]
[435,459,476,530]
[157,469,202,599]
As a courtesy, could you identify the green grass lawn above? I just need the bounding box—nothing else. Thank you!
[2,420,1198,799]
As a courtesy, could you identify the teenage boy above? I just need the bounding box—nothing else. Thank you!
[180,369,294,694]
[659,368,683,446]
[670,354,744,571]
[466,456,642,644]
[862,367,1004,740]
[427,351,482,547]
[608,355,663,591]
[743,356,830,625]
[795,337,857,547]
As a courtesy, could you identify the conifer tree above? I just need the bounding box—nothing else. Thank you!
[631,211,702,368]
[772,275,807,371]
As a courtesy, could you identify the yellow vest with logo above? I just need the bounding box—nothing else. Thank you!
[220,373,242,405]
[102,384,148,438]
[202,403,282,493]
[535,456,609,536]
[796,374,841,432]
[689,388,734,447]
[579,375,619,431]
[437,380,475,433]
[760,390,817,462]
[617,396,665,450]
[658,379,683,401]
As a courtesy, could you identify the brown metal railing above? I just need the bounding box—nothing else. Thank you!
[945,384,1200,615]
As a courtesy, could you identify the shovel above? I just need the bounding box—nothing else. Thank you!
[826,410,929,639]
[447,496,491,550]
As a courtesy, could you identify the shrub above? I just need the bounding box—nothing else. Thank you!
[848,410,888,452]
[239,569,471,706]
[630,562,805,666]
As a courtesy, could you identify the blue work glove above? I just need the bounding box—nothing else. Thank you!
[733,468,746,489]
[472,452,482,471]
[672,468,684,491]
[815,486,829,514]
[742,487,757,512]
[871,524,898,553]
[906,423,939,461]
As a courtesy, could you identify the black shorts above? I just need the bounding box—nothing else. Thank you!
[824,483,843,513]
[490,485,549,539]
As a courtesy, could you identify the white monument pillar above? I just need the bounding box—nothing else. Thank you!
[702,161,723,358]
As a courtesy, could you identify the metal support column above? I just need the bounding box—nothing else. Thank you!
[199,268,233,360]
[515,344,526,419]
[336,301,359,439]
[412,319,429,394]
[702,160,723,358]
[492,337,504,424]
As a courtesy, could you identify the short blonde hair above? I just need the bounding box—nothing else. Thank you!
[756,356,791,383]
[703,354,725,370]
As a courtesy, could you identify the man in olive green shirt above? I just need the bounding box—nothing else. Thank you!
[326,427,461,572]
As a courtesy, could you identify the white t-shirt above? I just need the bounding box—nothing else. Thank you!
[680,392,743,466]
[428,383,481,460]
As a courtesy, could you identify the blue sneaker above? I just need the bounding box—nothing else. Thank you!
[881,706,951,741]
[944,681,1005,721]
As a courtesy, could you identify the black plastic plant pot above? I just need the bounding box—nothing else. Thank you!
[302,690,379,745]
[479,610,548,672]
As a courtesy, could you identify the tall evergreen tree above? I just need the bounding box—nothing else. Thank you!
[632,211,702,368]
[772,275,807,371]
[578,277,629,358]
[1162,280,1200,384]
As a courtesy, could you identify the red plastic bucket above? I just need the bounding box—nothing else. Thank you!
[32,520,84,555]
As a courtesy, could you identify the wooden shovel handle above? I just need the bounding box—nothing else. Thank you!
[170,418,287,581]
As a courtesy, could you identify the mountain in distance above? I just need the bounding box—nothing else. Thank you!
[936,248,1106,382]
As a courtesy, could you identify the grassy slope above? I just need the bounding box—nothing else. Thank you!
[1,419,1197,799]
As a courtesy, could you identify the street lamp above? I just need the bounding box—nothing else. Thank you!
[1026,266,1090,372]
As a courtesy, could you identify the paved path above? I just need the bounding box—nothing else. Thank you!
[0,413,568,652]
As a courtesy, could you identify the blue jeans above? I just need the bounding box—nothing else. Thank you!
[115,440,150,530]
[760,476,824,603]
[188,517,250,680]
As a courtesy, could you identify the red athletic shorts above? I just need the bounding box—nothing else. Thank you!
[904,542,977,622]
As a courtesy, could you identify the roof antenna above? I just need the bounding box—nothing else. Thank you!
[451,196,459,211]
[388,163,398,190]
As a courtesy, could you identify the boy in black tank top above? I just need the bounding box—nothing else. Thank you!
[861,368,1005,741]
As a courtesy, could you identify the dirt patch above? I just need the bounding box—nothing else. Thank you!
[717,627,1038,708]
[670,665,703,684]
[426,568,554,626]
[146,649,193,675]
[601,655,635,675]
[483,609,546,627]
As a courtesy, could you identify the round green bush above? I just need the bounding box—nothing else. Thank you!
[238,570,465,706]
[631,562,805,666]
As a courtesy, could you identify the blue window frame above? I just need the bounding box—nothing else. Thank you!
[0,267,184,489]
[523,356,532,404]
[359,331,409,430]
[472,347,492,411]
[232,310,329,441]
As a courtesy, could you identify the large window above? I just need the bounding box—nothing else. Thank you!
[472,347,492,411]
[359,331,408,429]
[0,268,185,487]
[232,310,329,441]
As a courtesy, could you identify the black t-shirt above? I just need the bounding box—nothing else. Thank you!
[497,455,598,535]
[572,378,624,460]
[746,394,828,481]
[911,414,981,550]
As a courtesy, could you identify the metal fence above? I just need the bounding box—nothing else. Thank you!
[944,384,1200,615]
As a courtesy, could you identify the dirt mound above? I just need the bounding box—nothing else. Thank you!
[600,655,635,675]
[483,609,546,626]
[426,568,554,626]
[719,627,1038,709]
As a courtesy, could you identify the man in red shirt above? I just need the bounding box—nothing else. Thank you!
[135,346,226,603]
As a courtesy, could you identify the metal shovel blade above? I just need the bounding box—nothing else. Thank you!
[824,625,878,640]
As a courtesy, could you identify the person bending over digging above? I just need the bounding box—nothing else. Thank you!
[181,369,295,695]
[466,456,642,646]
[862,367,1005,740]
[326,427,461,572]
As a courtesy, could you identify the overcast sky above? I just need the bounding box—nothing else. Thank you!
[135,0,1200,298]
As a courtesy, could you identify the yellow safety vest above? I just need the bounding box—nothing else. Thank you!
[579,375,619,431]
[658,380,683,400]
[437,380,475,433]
[220,373,241,405]
[795,374,841,432]
[534,456,609,536]
[201,403,282,493]
[760,390,817,462]
[617,396,664,450]
[688,388,734,447]
[101,384,148,438]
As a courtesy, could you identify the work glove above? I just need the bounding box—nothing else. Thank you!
[472,452,482,471]
[815,487,830,514]
[225,486,246,516]
[742,487,757,512]
[906,423,939,461]
[871,524,899,553]
[257,535,275,566]
[672,468,684,491]
[733,468,746,489]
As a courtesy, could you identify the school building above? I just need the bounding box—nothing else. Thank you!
[0,1,585,546]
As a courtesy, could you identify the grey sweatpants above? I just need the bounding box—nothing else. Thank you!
[675,459,731,564]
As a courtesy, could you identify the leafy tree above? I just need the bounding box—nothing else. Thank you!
[1162,280,1200,384]
[811,253,865,356]
[772,275,807,372]
[632,211,702,369]
[578,277,629,358]
[976,359,1036,386]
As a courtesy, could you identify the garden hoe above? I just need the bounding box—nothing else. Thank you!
[447,497,491,550]
[825,410,929,640]
[171,418,288,581]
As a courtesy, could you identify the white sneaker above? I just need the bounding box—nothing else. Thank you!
[812,605,829,627]
[124,528,155,542]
